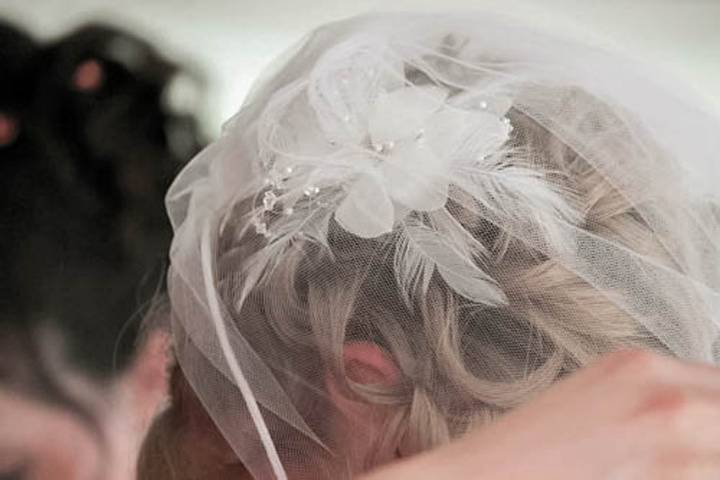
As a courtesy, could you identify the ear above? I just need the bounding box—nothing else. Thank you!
[324,342,400,470]
[340,341,400,387]
[325,341,399,417]
[325,342,399,406]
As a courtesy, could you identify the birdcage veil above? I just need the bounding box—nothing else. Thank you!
[165,12,720,479]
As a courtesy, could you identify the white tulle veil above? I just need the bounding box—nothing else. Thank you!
[165,12,720,479]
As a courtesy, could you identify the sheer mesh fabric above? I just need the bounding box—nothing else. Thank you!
[166,13,720,479]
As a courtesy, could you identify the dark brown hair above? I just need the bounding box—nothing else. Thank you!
[137,363,253,480]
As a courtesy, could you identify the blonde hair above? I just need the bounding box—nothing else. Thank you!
[220,99,671,458]
[139,92,674,478]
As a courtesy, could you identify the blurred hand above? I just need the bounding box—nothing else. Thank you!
[0,332,168,480]
[363,350,720,480]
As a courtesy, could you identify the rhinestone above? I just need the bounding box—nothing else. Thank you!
[283,207,294,216]
[263,191,277,211]
[479,101,488,109]
[255,221,268,236]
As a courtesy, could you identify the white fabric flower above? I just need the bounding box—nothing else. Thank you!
[335,85,512,238]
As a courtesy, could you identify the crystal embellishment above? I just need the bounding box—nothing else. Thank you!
[263,191,277,211]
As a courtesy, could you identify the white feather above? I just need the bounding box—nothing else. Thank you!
[395,217,506,306]
[453,163,581,255]
[429,208,489,261]
[236,205,334,312]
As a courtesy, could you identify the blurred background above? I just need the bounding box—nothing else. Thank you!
[0,1,718,479]
[3,0,720,136]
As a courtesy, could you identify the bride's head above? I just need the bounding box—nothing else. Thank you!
[138,13,720,480]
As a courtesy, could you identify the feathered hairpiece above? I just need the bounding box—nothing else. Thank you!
[238,36,579,312]
[166,13,720,480]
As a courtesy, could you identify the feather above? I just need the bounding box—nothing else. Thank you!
[270,203,334,250]
[235,204,334,312]
[453,163,581,255]
[395,217,506,306]
[429,208,489,261]
[235,239,288,312]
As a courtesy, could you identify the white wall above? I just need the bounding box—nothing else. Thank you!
[4,0,719,135]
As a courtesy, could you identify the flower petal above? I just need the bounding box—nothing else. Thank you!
[335,173,395,238]
[449,91,513,117]
[383,142,450,212]
[368,86,448,145]
[425,107,511,159]
[309,50,404,145]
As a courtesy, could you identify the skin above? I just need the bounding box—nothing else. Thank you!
[0,389,100,480]
[144,346,720,479]
[362,350,720,480]
[0,333,167,480]
[137,343,401,480]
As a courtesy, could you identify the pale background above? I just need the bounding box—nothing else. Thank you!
[3,0,719,136]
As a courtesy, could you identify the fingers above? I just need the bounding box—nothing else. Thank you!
[591,350,720,478]
[633,387,720,453]
[520,349,720,445]
[564,350,720,406]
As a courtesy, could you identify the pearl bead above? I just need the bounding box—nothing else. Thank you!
[372,140,396,154]
[303,186,320,197]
